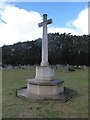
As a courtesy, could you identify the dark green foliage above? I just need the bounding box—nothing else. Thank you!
[2,33,89,66]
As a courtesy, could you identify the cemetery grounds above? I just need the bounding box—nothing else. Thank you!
[1,66,88,118]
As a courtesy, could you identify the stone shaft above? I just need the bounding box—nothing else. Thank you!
[38,14,52,66]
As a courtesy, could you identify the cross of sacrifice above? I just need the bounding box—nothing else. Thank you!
[38,14,52,66]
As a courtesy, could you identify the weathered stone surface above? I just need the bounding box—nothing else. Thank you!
[16,87,76,102]
[27,79,64,95]
[38,14,52,66]
[27,79,64,86]
[35,65,54,80]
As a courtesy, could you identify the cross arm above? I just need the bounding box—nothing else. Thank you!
[47,19,52,24]
[38,22,43,27]
[38,19,53,27]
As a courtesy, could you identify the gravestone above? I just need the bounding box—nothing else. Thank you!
[17,14,76,101]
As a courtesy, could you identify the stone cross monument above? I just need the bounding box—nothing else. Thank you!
[38,14,52,66]
[17,14,76,101]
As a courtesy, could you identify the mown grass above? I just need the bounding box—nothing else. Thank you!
[2,66,88,118]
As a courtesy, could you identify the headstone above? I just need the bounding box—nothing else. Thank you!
[83,65,86,70]
[64,64,69,72]
[0,66,2,70]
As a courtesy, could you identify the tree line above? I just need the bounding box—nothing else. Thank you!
[2,33,90,66]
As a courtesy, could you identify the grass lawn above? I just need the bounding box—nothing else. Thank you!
[2,66,88,118]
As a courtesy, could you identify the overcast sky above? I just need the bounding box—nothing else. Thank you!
[0,0,89,46]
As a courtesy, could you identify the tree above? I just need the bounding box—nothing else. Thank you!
[2,33,89,66]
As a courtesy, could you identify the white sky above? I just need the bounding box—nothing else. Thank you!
[0,1,89,46]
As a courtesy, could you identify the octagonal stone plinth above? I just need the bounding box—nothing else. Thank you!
[16,86,76,102]
[27,79,64,96]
